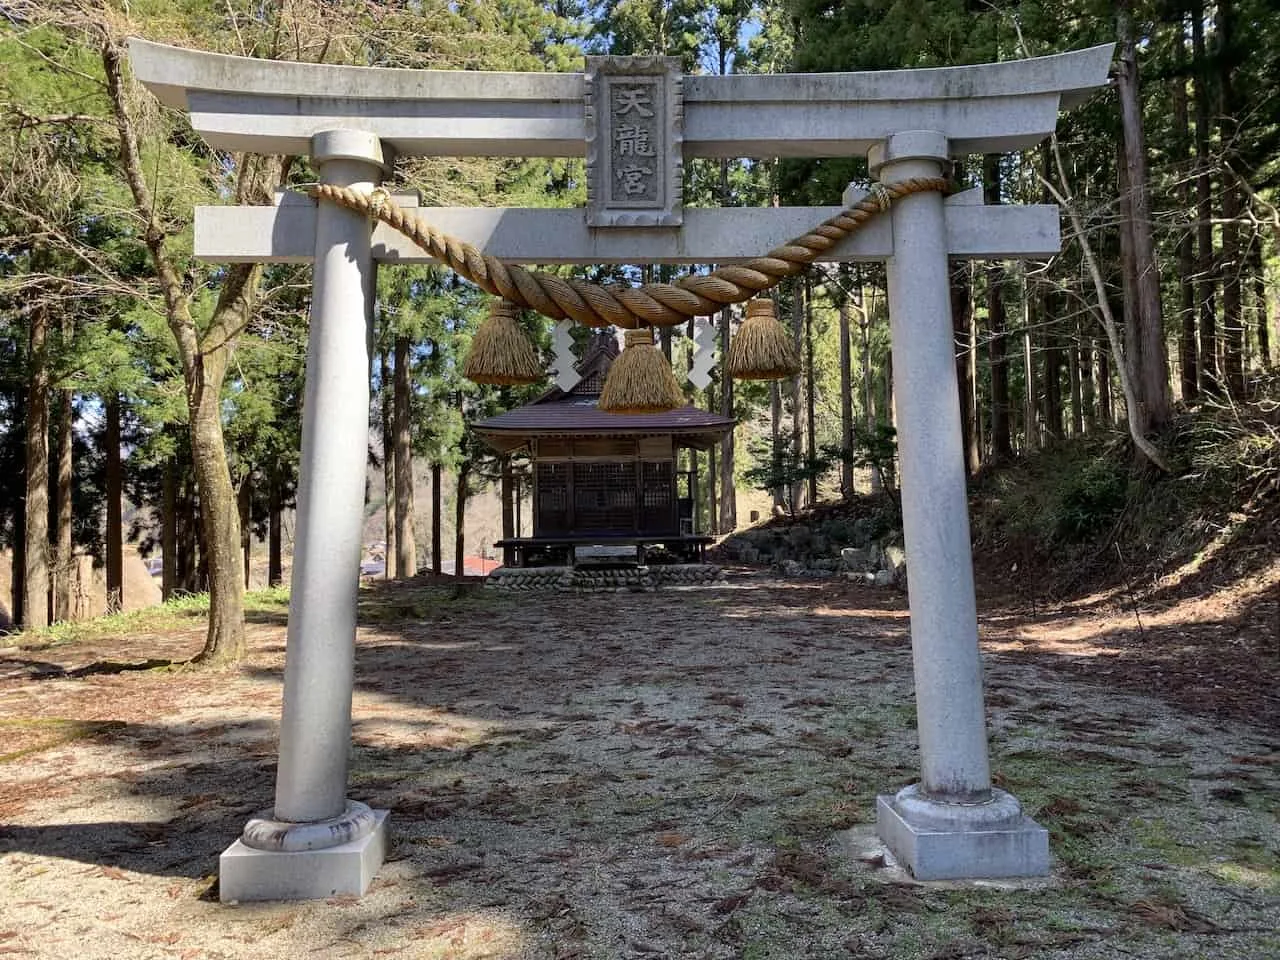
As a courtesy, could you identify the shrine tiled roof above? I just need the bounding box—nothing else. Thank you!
[473,331,734,450]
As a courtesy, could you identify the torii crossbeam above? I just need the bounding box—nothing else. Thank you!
[130,38,1113,901]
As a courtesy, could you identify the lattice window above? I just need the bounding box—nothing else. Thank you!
[640,460,675,534]
[536,462,570,535]
[573,461,636,533]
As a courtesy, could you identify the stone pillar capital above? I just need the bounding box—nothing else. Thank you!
[867,130,949,177]
[310,129,393,173]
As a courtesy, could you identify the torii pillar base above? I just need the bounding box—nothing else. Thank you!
[220,810,389,903]
[876,786,1048,882]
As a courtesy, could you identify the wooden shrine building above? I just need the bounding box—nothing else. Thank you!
[474,335,733,567]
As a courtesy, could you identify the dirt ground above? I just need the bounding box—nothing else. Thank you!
[0,571,1276,960]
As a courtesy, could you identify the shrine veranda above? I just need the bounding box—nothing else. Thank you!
[128,38,1114,900]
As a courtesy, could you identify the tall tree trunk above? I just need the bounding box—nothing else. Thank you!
[1172,27,1199,402]
[380,348,395,579]
[1251,247,1273,369]
[23,302,50,630]
[789,280,805,511]
[188,356,246,661]
[1221,183,1245,398]
[238,470,252,589]
[770,381,785,508]
[859,285,882,492]
[431,462,442,575]
[804,277,818,506]
[838,286,854,496]
[104,393,123,614]
[1192,2,1218,392]
[267,463,282,588]
[971,278,982,457]
[1079,334,1096,433]
[1069,341,1084,437]
[715,151,735,532]
[1042,301,1065,445]
[985,158,1012,461]
[1022,285,1038,452]
[12,393,25,625]
[177,470,198,595]
[719,306,736,532]
[1217,0,1245,400]
[1117,146,1150,438]
[1096,334,1113,426]
[454,464,468,580]
[53,361,73,623]
[883,349,897,490]
[951,259,978,474]
[1117,1,1172,429]
[162,456,177,599]
[394,336,416,577]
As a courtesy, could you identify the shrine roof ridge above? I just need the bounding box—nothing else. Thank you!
[473,398,734,438]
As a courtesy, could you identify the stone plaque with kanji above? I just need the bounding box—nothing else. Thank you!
[585,56,683,228]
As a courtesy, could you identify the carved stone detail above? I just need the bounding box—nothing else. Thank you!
[585,55,683,228]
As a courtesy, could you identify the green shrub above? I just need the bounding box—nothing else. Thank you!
[1053,458,1130,542]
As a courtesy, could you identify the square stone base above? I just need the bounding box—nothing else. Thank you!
[219,810,389,902]
[876,795,1048,881]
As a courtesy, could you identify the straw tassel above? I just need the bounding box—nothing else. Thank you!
[463,299,543,385]
[598,327,685,415]
[725,297,801,380]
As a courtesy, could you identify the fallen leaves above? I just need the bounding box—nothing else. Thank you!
[1130,896,1221,933]
[709,891,752,916]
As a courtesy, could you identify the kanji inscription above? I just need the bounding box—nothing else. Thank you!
[585,56,683,227]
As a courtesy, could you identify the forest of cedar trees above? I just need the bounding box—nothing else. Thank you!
[1,1,1277,663]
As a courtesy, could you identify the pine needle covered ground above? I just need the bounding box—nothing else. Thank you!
[0,567,1276,959]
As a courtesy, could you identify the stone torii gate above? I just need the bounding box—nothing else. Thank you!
[129,39,1113,901]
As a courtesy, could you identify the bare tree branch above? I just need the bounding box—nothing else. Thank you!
[1041,163,1170,472]
[100,34,200,375]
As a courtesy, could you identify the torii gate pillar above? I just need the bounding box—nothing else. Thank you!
[220,130,391,902]
[870,132,1047,879]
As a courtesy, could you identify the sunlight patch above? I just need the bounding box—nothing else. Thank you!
[403,910,527,958]
[1207,861,1280,892]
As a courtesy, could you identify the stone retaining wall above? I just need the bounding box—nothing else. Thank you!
[485,564,724,592]
[713,512,908,588]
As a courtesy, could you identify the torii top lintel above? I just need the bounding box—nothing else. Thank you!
[128,39,1114,160]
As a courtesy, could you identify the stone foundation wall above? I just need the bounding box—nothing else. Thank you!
[714,517,908,588]
[485,564,724,592]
